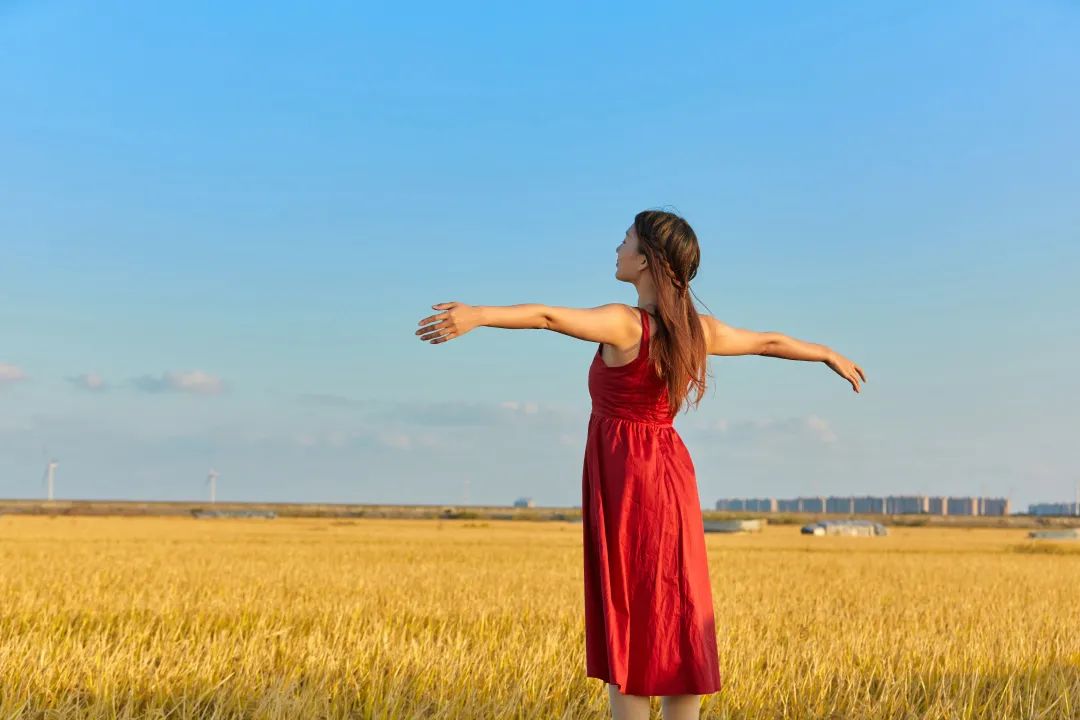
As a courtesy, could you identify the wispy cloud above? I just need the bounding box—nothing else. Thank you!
[803,415,838,444]
[499,400,538,414]
[284,399,583,455]
[692,414,838,445]
[132,370,225,396]
[295,393,366,409]
[67,372,109,392]
[373,430,413,450]
[0,363,27,386]
[290,426,438,452]
[374,399,579,429]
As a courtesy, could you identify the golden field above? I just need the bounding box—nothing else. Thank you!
[0,515,1078,719]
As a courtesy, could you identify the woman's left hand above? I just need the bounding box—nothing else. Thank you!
[416,302,481,344]
[825,351,867,393]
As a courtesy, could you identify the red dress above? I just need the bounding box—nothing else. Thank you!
[582,306,722,696]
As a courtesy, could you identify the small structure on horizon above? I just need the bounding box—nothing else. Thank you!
[513,497,535,509]
[1028,529,1079,540]
[191,509,276,519]
[801,519,888,537]
[42,459,59,501]
[703,519,765,534]
[206,468,219,503]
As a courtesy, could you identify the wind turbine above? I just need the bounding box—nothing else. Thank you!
[206,468,219,503]
[42,458,58,501]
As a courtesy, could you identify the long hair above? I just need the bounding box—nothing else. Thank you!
[634,209,710,418]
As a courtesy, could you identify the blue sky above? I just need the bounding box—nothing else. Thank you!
[2,1,1077,511]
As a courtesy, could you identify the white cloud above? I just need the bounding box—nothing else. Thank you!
[289,426,442,452]
[282,399,576,456]
[0,363,27,386]
[692,414,838,445]
[377,431,412,450]
[0,418,33,433]
[500,400,539,415]
[132,370,225,396]
[804,414,838,444]
[379,399,577,429]
[295,393,366,408]
[68,372,108,392]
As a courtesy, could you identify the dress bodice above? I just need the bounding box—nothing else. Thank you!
[588,306,673,426]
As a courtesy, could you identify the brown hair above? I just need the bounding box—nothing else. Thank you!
[634,209,711,418]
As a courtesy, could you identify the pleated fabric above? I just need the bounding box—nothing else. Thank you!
[581,306,722,696]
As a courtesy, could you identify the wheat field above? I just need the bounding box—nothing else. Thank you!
[0,515,1078,719]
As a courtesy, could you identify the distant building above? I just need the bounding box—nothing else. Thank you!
[947,496,979,515]
[886,495,929,514]
[826,496,854,513]
[713,493,1013,516]
[1028,502,1080,516]
[980,497,1010,516]
[776,497,823,512]
[853,496,885,514]
[513,497,535,509]
[747,497,777,512]
[715,498,776,512]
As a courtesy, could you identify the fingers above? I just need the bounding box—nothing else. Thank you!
[416,305,457,342]
[417,301,465,340]
[416,308,453,342]
[417,311,449,327]
[415,319,449,336]
[837,357,866,393]
[422,331,456,344]
[417,325,452,341]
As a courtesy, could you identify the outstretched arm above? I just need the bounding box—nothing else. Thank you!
[760,332,832,362]
[702,315,867,394]
[766,332,867,394]
[416,301,640,349]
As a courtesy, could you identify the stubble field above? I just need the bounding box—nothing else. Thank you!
[0,515,1078,719]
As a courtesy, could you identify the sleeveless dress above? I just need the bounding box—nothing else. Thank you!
[582,306,722,696]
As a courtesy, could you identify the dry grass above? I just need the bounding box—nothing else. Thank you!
[0,516,1078,719]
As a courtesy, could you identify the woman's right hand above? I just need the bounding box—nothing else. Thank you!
[416,302,481,344]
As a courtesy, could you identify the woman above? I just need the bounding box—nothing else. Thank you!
[415,209,866,720]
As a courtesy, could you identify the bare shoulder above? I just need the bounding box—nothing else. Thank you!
[596,302,643,329]
[696,312,717,343]
[542,302,641,348]
[611,302,647,349]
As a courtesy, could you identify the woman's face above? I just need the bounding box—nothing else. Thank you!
[615,225,646,282]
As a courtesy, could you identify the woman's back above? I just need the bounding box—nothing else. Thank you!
[588,307,675,426]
